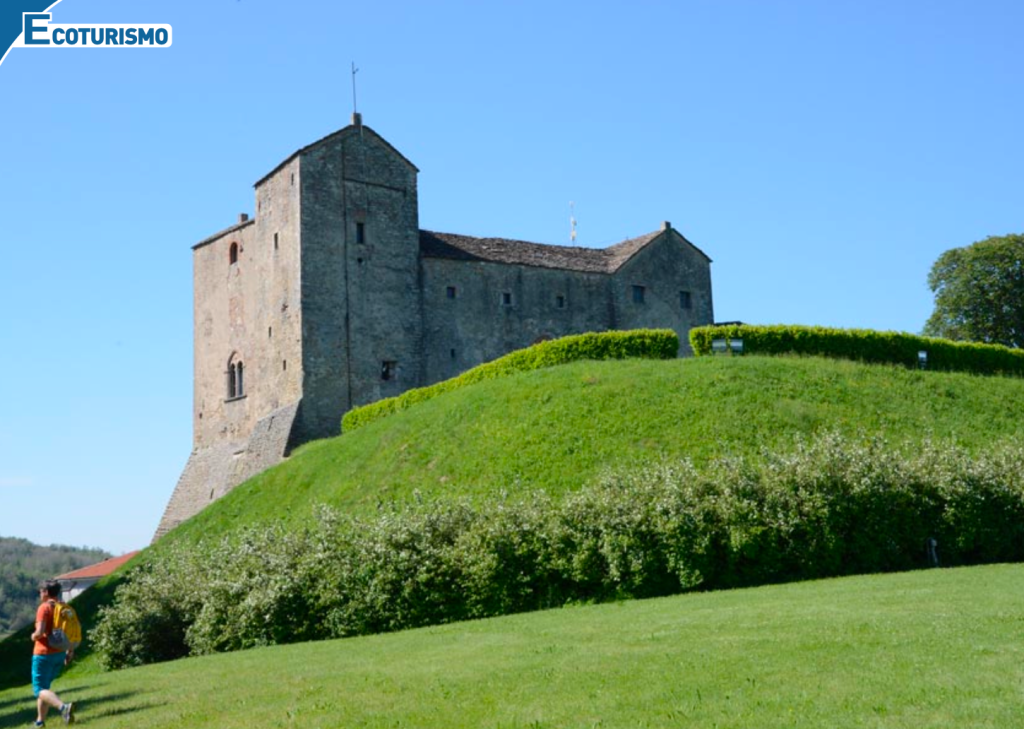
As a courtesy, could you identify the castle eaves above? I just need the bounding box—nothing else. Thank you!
[420,227,710,273]
[192,217,255,251]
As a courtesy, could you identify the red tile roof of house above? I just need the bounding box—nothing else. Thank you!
[55,551,140,580]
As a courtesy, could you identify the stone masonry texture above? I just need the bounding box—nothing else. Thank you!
[154,119,714,541]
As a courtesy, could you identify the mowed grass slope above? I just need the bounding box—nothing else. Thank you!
[169,355,1024,546]
[2,564,1024,728]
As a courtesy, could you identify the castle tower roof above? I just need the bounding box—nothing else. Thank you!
[253,122,419,189]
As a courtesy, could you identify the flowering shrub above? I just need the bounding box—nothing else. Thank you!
[94,433,1024,669]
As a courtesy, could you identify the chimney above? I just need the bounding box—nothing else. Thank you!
[238,213,249,224]
[662,221,671,231]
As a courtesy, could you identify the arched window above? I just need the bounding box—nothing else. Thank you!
[227,354,245,399]
[229,242,239,265]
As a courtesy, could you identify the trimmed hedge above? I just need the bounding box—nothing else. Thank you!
[690,323,1024,376]
[342,329,679,432]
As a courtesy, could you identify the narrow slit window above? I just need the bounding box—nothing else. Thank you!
[632,285,646,304]
[356,222,366,245]
[274,232,279,251]
[556,295,566,309]
[229,242,239,265]
[680,290,692,309]
[381,360,397,381]
[502,292,512,306]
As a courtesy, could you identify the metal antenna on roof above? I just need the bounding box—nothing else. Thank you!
[351,62,359,115]
[570,201,577,244]
[350,62,363,138]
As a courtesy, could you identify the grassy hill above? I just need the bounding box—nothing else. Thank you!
[1,564,1022,728]
[4,353,1024,693]
[168,355,1024,547]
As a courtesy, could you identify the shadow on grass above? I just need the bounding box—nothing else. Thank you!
[0,691,147,729]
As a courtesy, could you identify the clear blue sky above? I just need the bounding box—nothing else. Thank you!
[1,0,1022,555]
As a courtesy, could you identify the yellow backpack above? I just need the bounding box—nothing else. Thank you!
[49,601,82,652]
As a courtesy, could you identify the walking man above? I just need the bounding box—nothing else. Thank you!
[30,580,74,726]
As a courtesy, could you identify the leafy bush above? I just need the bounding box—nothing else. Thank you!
[342,329,679,432]
[94,433,1024,670]
[689,324,1024,376]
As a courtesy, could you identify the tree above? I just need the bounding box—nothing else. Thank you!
[923,234,1024,348]
[0,537,110,637]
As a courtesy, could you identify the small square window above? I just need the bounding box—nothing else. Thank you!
[381,360,397,381]
[502,292,512,306]
[446,286,457,299]
[632,285,646,304]
[680,291,692,309]
[356,222,366,245]
[556,295,566,309]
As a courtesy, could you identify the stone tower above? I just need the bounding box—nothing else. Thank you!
[155,119,714,540]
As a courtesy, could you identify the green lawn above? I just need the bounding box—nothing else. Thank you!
[167,355,1024,548]
[6,354,1024,713]
[2,564,1022,728]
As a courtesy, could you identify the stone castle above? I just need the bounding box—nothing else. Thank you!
[154,116,714,540]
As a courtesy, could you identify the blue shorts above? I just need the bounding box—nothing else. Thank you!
[31,653,64,697]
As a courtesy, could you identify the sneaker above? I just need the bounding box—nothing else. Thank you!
[60,703,74,725]
[34,721,44,727]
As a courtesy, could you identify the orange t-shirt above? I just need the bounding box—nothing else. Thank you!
[33,601,61,656]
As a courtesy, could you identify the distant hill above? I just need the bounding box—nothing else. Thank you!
[0,538,110,637]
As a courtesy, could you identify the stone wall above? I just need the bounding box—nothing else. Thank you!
[154,400,300,540]
[297,124,422,442]
[192,156,303,450]
[421,258,611,384]
[610,230,714,355]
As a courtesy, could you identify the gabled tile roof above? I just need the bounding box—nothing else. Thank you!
[254,123,419,189]
[55,551,140,581]
[419,228,680,274]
